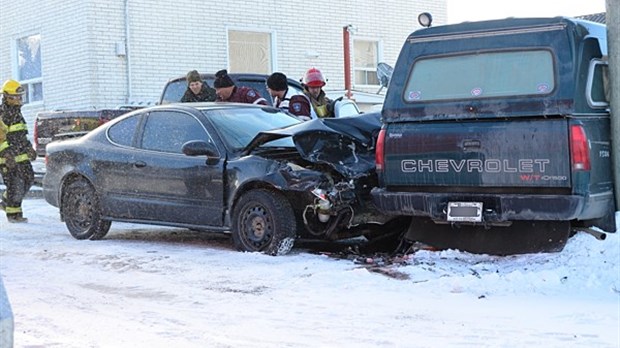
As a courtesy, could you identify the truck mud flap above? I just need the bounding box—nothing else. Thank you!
[403,218,571,255]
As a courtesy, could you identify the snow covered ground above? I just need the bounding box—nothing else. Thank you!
[0,198,618,348]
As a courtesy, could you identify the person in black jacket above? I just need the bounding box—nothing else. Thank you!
[181,70,216,102]
[0,79,37,223]
[213,69,268,105]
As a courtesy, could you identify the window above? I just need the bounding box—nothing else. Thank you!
[586,59,609,108]
[16,34,43,104]
[354,40,380,86]
[405,50,555,102]
[141,111,208,153]
[108,115,140,147]
[228,30,273,74]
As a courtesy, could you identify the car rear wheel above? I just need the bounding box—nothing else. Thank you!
[62,179,111,240]
[232,189,296,255]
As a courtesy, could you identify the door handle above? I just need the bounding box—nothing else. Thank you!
[133,161,146,168]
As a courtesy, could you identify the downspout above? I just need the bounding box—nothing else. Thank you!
[124,0,132,104]
[343,26,352,96]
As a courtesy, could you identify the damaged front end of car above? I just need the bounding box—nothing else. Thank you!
[244,113,396,240]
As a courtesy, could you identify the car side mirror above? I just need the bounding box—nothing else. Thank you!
[182,140,220,165]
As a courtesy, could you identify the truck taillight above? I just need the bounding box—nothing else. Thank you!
[376,129,386,171]
[570,125,591,171]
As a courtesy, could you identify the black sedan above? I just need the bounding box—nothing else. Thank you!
[43,103,402,255]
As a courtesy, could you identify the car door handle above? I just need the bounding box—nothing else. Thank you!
[133,161,146,168]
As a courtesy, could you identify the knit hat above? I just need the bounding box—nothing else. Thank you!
[267,72,288,91]
[214,69,235,88]
[186,70,202,83]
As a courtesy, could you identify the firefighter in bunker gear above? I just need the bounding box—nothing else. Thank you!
[289,68,333,119]
[0,79,36,223]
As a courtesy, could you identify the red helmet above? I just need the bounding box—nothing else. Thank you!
[303,68,326,87]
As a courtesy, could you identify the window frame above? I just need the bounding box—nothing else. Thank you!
[12,33,43,105]
[352,38,382,88]
[226,27,277,74]
[586,58,610,109]
[139,110,215,155]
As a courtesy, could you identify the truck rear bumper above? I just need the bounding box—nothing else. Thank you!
[370,188,585,222]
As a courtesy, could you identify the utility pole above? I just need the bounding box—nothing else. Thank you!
[607,0,620,208]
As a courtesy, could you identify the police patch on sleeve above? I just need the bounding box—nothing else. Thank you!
[292,103,301,112]
[247,90,256,97]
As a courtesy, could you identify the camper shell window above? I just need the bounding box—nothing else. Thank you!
[404,49,555,102]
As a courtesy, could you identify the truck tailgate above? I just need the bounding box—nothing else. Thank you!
[383,119,571,188]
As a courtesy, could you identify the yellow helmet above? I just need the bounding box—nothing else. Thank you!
[2,79,25,96]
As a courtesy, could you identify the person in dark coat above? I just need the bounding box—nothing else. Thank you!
[0,79,37,223]
[266,72,291,112]
[181,70,216,102]
[214,69,267,105]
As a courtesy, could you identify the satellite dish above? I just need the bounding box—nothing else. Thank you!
[376,62,394,93]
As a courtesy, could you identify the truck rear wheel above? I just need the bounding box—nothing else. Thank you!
[404,218,571,255]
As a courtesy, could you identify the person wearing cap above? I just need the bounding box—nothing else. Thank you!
[213,69,268,105]
[0,79,37,223]
[289,67,333,119]
[266,72,292,112]
[181,70,216,102]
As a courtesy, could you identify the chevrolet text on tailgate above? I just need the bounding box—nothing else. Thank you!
[371,16,616,254]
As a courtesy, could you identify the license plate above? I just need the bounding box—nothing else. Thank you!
[447,202,483,222]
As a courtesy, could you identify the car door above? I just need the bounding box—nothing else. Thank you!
[121,110,225,226]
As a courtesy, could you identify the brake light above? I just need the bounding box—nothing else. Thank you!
[570,125,591,171]
[376,129,386,171]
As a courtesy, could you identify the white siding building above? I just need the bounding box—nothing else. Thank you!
[0,0,447,129]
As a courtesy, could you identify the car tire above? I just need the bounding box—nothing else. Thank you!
[62,179,111,240]
[232,189,296,256]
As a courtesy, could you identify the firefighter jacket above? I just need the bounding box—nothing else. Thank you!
[0,103,36,166]
[289,88,333,119]
[273,89,291,113]
[217,86,268,105]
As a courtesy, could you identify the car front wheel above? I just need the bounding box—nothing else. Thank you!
[232,189,296,255]
[62,179,111,240]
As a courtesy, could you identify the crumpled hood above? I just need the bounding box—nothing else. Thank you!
[243,112,381,178]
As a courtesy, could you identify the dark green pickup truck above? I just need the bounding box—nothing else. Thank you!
[371,17,616,254]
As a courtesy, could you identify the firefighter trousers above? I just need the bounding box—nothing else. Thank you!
[1,162,34,219]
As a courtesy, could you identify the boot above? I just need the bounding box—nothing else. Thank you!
[7,216,28,223]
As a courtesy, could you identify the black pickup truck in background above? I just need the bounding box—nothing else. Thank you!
[160,72,361,117]
[371,16,616,255]
[159,72,304,105]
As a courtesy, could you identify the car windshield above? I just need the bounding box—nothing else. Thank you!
[202,107,300,151]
